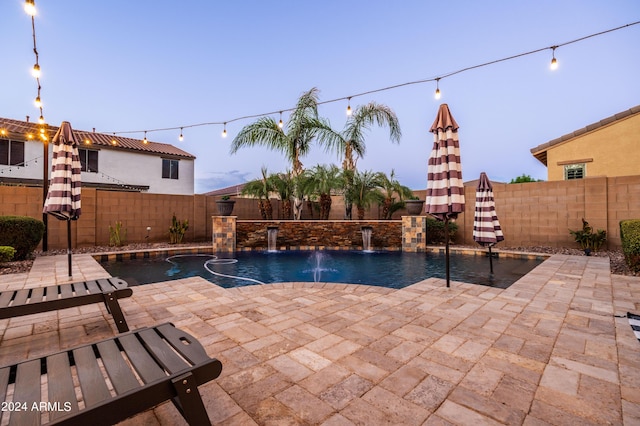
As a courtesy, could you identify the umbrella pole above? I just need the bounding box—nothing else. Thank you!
[67,219,72,277]
[488,245,494,274]
[445,217,450,288]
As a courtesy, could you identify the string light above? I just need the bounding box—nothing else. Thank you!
[143,131,148,144]
[222,123,227,138]
[24,0,36,15]
[31,63,40,78]
[346,98,352,116]
[38,114,44,124]
[179,127,184,141]
[434,78,442,100]
[105,21,639,139]
[550,46,559,70]
[278,112,284,128]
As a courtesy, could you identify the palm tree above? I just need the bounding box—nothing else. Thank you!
[306,164,342,220]
[230,88,333,220]
[378,169,414,219]
[349,170,384,220]
[317,102,401,219]
[268,172,294,219]
[241,167,273,219]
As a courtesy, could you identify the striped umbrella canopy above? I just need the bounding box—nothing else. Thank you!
[473,172,504,246]
[43,121,81,276]
[425,104,464,287]
[425,103,465,220]
[473,172,504,273]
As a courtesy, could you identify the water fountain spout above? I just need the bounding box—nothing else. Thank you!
[267,226,279,252]
[361,226,373,252]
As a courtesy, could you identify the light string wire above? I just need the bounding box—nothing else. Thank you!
[106,20,640,138]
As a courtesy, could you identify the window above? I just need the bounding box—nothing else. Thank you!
[78,148,98,172]
[564,163,585,180]
[0,139,25,166]
[162,158,179,179]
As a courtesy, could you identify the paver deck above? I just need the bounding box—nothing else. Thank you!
[1,252,639,425]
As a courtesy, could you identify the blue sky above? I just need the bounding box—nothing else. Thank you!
[2,1,639,193]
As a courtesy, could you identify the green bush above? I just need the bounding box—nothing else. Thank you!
[109,221,127,247]
[0,246,16,263]
[620,219,640,273]
[426,217,458,244]
[0,216,45,260]
[569,218,607,253]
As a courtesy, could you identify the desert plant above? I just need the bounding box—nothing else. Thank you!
[620,219,640,273]
[378,169,413,219]
[109,221,127,247]
[569,218,606,254]
[426,217,458,244]
[169,214,189,244]
[0,246,16,263]
[0,216,44,260]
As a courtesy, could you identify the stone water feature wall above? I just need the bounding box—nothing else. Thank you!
[235,220,403,250]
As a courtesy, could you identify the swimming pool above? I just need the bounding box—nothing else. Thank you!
[101,250,544,289]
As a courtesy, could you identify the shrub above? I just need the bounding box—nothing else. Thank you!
[569,218,606,253]
[109,221,127,247]
[620,219,640,273]
[426,217,458,244]
[169,214,189,244]
[0,216,45,260]
[0,246,16,263]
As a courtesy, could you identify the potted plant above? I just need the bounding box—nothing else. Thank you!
[404,196,425,215]
[569,218,607,255]
[216,195,236,216]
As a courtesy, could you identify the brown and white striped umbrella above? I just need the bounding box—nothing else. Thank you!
[43,121,81,277]
[43,121,82,220]
[425,103,465,220]
[473,172,504,247]
[425,104,464,287]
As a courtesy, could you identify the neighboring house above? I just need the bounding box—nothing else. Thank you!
[530,105,640,181]
[0,117,196,194]
[203,183,246,198]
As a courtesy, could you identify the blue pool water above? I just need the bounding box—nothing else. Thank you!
[101,250,544,289]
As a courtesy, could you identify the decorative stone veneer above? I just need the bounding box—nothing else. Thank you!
[402,216,427,252]
[212,216,236,252]
[236,220,402,250]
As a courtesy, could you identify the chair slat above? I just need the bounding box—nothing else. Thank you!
[0,291,15,308]
[139,328,189,374]
[59,284,73,299]
[45,286,59,302]
[11,359,41,426]
[73,346,111,407]
[29,287,45,303]
[84,280,101,294]
[72,282,90,296]
[47,352,79,421]
[156,323,210,365]
[118,334,166,383]
[96,340,140,394]
[11,289,30,306]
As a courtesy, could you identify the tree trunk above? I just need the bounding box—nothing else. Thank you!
[264,199,273,220]
[357,205,365,220]
[320,193,332,220]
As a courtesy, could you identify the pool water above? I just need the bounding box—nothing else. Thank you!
[101,250,543,290]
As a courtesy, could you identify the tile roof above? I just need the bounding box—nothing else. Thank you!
[0,117,195,159]
[530,104,640,165]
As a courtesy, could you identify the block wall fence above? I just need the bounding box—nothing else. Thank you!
[0,175,638,250]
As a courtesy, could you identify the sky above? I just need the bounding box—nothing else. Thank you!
[2,1,639,193]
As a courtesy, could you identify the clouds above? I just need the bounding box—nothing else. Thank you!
[195,170,252,194]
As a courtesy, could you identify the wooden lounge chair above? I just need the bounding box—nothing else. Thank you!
[0,322,223,425]
[0,277,132,333]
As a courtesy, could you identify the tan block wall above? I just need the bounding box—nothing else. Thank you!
[1,174,638,250]
[546,113,640,180]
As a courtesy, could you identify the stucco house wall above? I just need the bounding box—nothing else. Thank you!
[531,105,640,181]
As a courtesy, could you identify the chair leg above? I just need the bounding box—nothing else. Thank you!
[171,372,211,426]
[102,292,130,333]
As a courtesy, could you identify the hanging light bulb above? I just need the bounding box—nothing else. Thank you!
[434,78,442,100]
[550,46,559,70]
[31,63,41,78]
[278,112,284,128]
[38,115,44,124]
[111,133,117,145]
[222,123,228,138]
[143,131,148,144]
[24,0,36,16]
[179,127,184,141]
[346,98,352,116]
[34,96,42,108]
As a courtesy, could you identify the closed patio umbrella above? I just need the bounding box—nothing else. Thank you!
[473,172,504,274]
[425,104,465,288]
[43,121,81,277]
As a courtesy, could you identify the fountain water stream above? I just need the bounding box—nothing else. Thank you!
[267,226,279,252]
[361,226,373,252]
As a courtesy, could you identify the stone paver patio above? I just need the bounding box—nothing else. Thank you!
[1,252,640,425]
